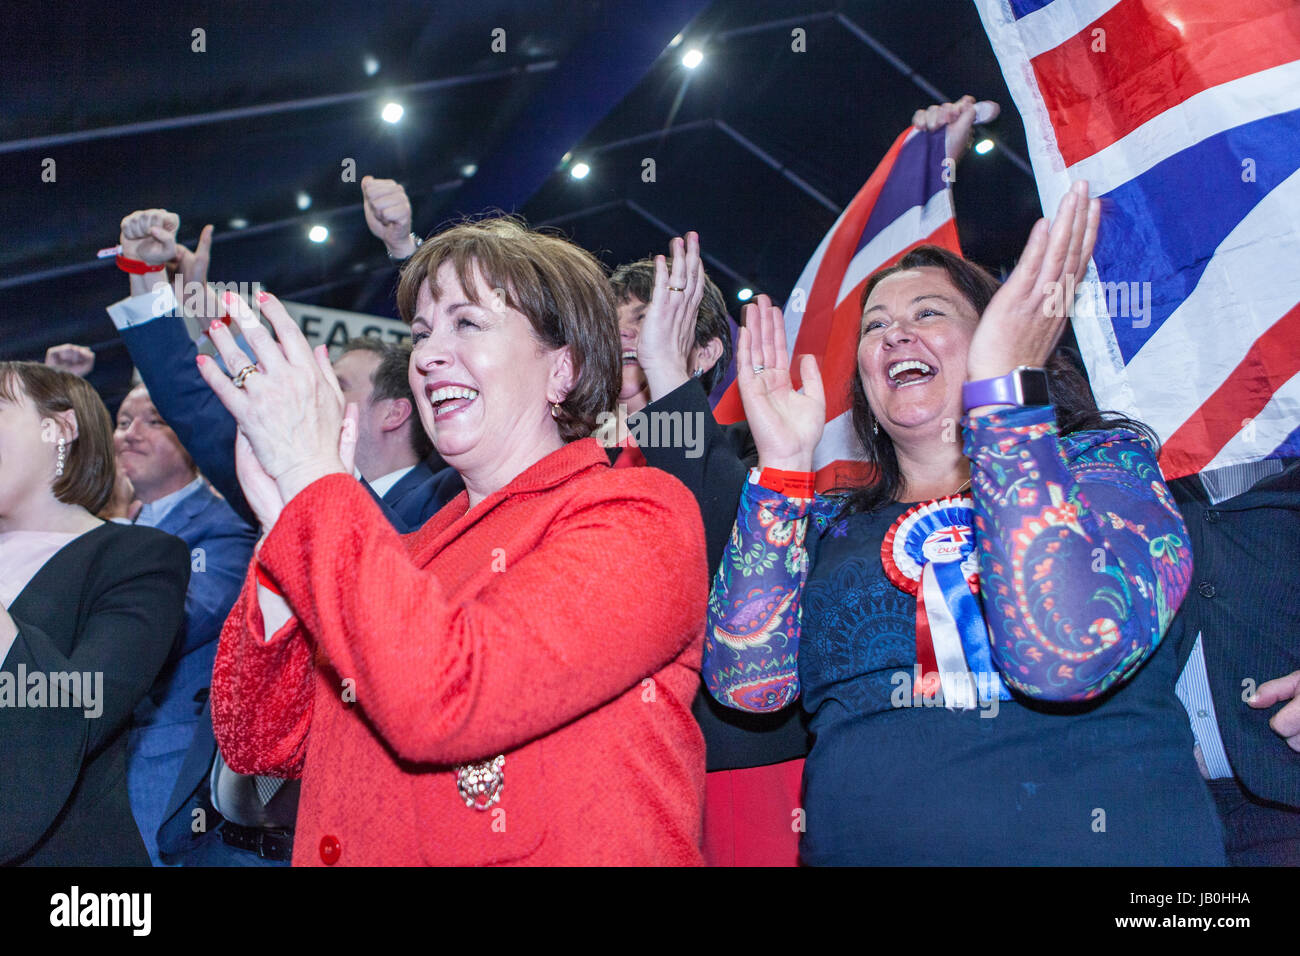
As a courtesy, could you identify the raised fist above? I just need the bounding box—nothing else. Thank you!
[912,96,1001,163]
[45,343,95,378]
[361,176,416,257]
[120,208,179,265]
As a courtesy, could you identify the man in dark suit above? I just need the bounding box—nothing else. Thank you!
[106,207,462,531]
[1169,458,1300,864]
[331,337,454,530]
[111,384,258,865]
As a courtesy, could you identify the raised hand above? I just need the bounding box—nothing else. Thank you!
[965,180,1100,384]
[913,95,1000,163]
[100,462,141,522]
[735,295,825,472]
[638,232,705,400]
[170,224,220,318]
[196,291,352,508]
[44,343,95,378]
[120,208,179,266]
[361,175,416,258]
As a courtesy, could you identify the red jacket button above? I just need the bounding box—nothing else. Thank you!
[319,834,341,865]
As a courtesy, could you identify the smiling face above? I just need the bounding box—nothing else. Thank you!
[857,266,981,441]
[408,260,572,485]
[616,297,651,412]
[113,386,196,503]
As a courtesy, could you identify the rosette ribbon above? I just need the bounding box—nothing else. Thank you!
[882,495,1011,709]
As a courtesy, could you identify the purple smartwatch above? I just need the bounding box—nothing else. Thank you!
[962,365,1050,413]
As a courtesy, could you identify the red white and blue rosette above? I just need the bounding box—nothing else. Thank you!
[881,494,1010,708]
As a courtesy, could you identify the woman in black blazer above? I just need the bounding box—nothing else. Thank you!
[602,237,808,864]
[0,362,188,866]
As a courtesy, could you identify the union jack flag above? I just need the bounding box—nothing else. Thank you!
[712,125,962,489]
[975,0,1300,478]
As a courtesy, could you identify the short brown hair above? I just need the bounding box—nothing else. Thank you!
[395,216,619,442]
[609,258,734,393]
[340,338,434,460]
[0,361,116,513]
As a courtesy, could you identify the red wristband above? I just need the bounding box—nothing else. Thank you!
[254,562,282,596]
[115,254,165,274]
[756,467,817,498]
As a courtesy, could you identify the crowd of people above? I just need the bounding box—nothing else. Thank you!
[2,97,1298,867]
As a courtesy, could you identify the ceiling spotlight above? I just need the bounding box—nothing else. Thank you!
[682,48,704,69]
[296,191,312,210]
[737,288,754,302]
[228,217,248,230]
[363,55,380,77]
[460,163,478,178]
[570,162,590,180]
[974,138,995,155]
[381,102,404,124]
[308,225,329,243]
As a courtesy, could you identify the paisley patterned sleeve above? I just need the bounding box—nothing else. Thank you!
[964,405,1193,701]
[703,474,822,712]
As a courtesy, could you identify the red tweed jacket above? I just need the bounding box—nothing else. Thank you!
[211,438,707,865]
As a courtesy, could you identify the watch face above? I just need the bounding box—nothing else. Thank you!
[1017,369,1051,406]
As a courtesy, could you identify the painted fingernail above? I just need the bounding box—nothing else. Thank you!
[256,291,269,302]
[209,320,222,333]
[196,355,208,367]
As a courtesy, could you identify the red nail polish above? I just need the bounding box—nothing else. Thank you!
[256,291,269,302]
[209,320,222,333]
[196,355,208,367]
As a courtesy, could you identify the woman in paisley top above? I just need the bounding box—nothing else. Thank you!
[703,182,1224,865]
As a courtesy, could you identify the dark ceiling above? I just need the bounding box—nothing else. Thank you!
[0,0,1041,409]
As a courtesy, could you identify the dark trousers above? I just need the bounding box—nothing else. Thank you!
[1207,777,1300,865]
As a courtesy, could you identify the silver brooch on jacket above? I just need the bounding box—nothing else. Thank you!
[454,755,505,810]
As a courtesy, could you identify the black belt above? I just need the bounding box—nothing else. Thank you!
[220,823,294,862]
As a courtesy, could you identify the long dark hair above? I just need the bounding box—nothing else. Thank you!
[835,245,1155,515]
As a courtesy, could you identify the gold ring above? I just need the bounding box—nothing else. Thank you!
[668,285,686,292]
[232,365,261,389]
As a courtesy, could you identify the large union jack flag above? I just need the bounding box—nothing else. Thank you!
[712,126,962,490]
[975,0,1300,478]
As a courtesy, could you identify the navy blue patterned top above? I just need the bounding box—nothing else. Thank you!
[704,406,1225,864]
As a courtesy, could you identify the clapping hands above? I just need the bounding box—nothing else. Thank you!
[637,233,707,399]
[735,295,825,472]
[196,291,358,531]
[965,180,1100,385]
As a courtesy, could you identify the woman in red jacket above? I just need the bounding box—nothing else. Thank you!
[197,217,708,865]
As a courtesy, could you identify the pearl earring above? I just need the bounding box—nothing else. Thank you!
[55,437,67,477]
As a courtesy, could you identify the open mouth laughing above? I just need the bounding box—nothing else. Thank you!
[887,359,937,388]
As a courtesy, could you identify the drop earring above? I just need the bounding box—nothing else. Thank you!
[55,437,67,477]
[872,418,879,437]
